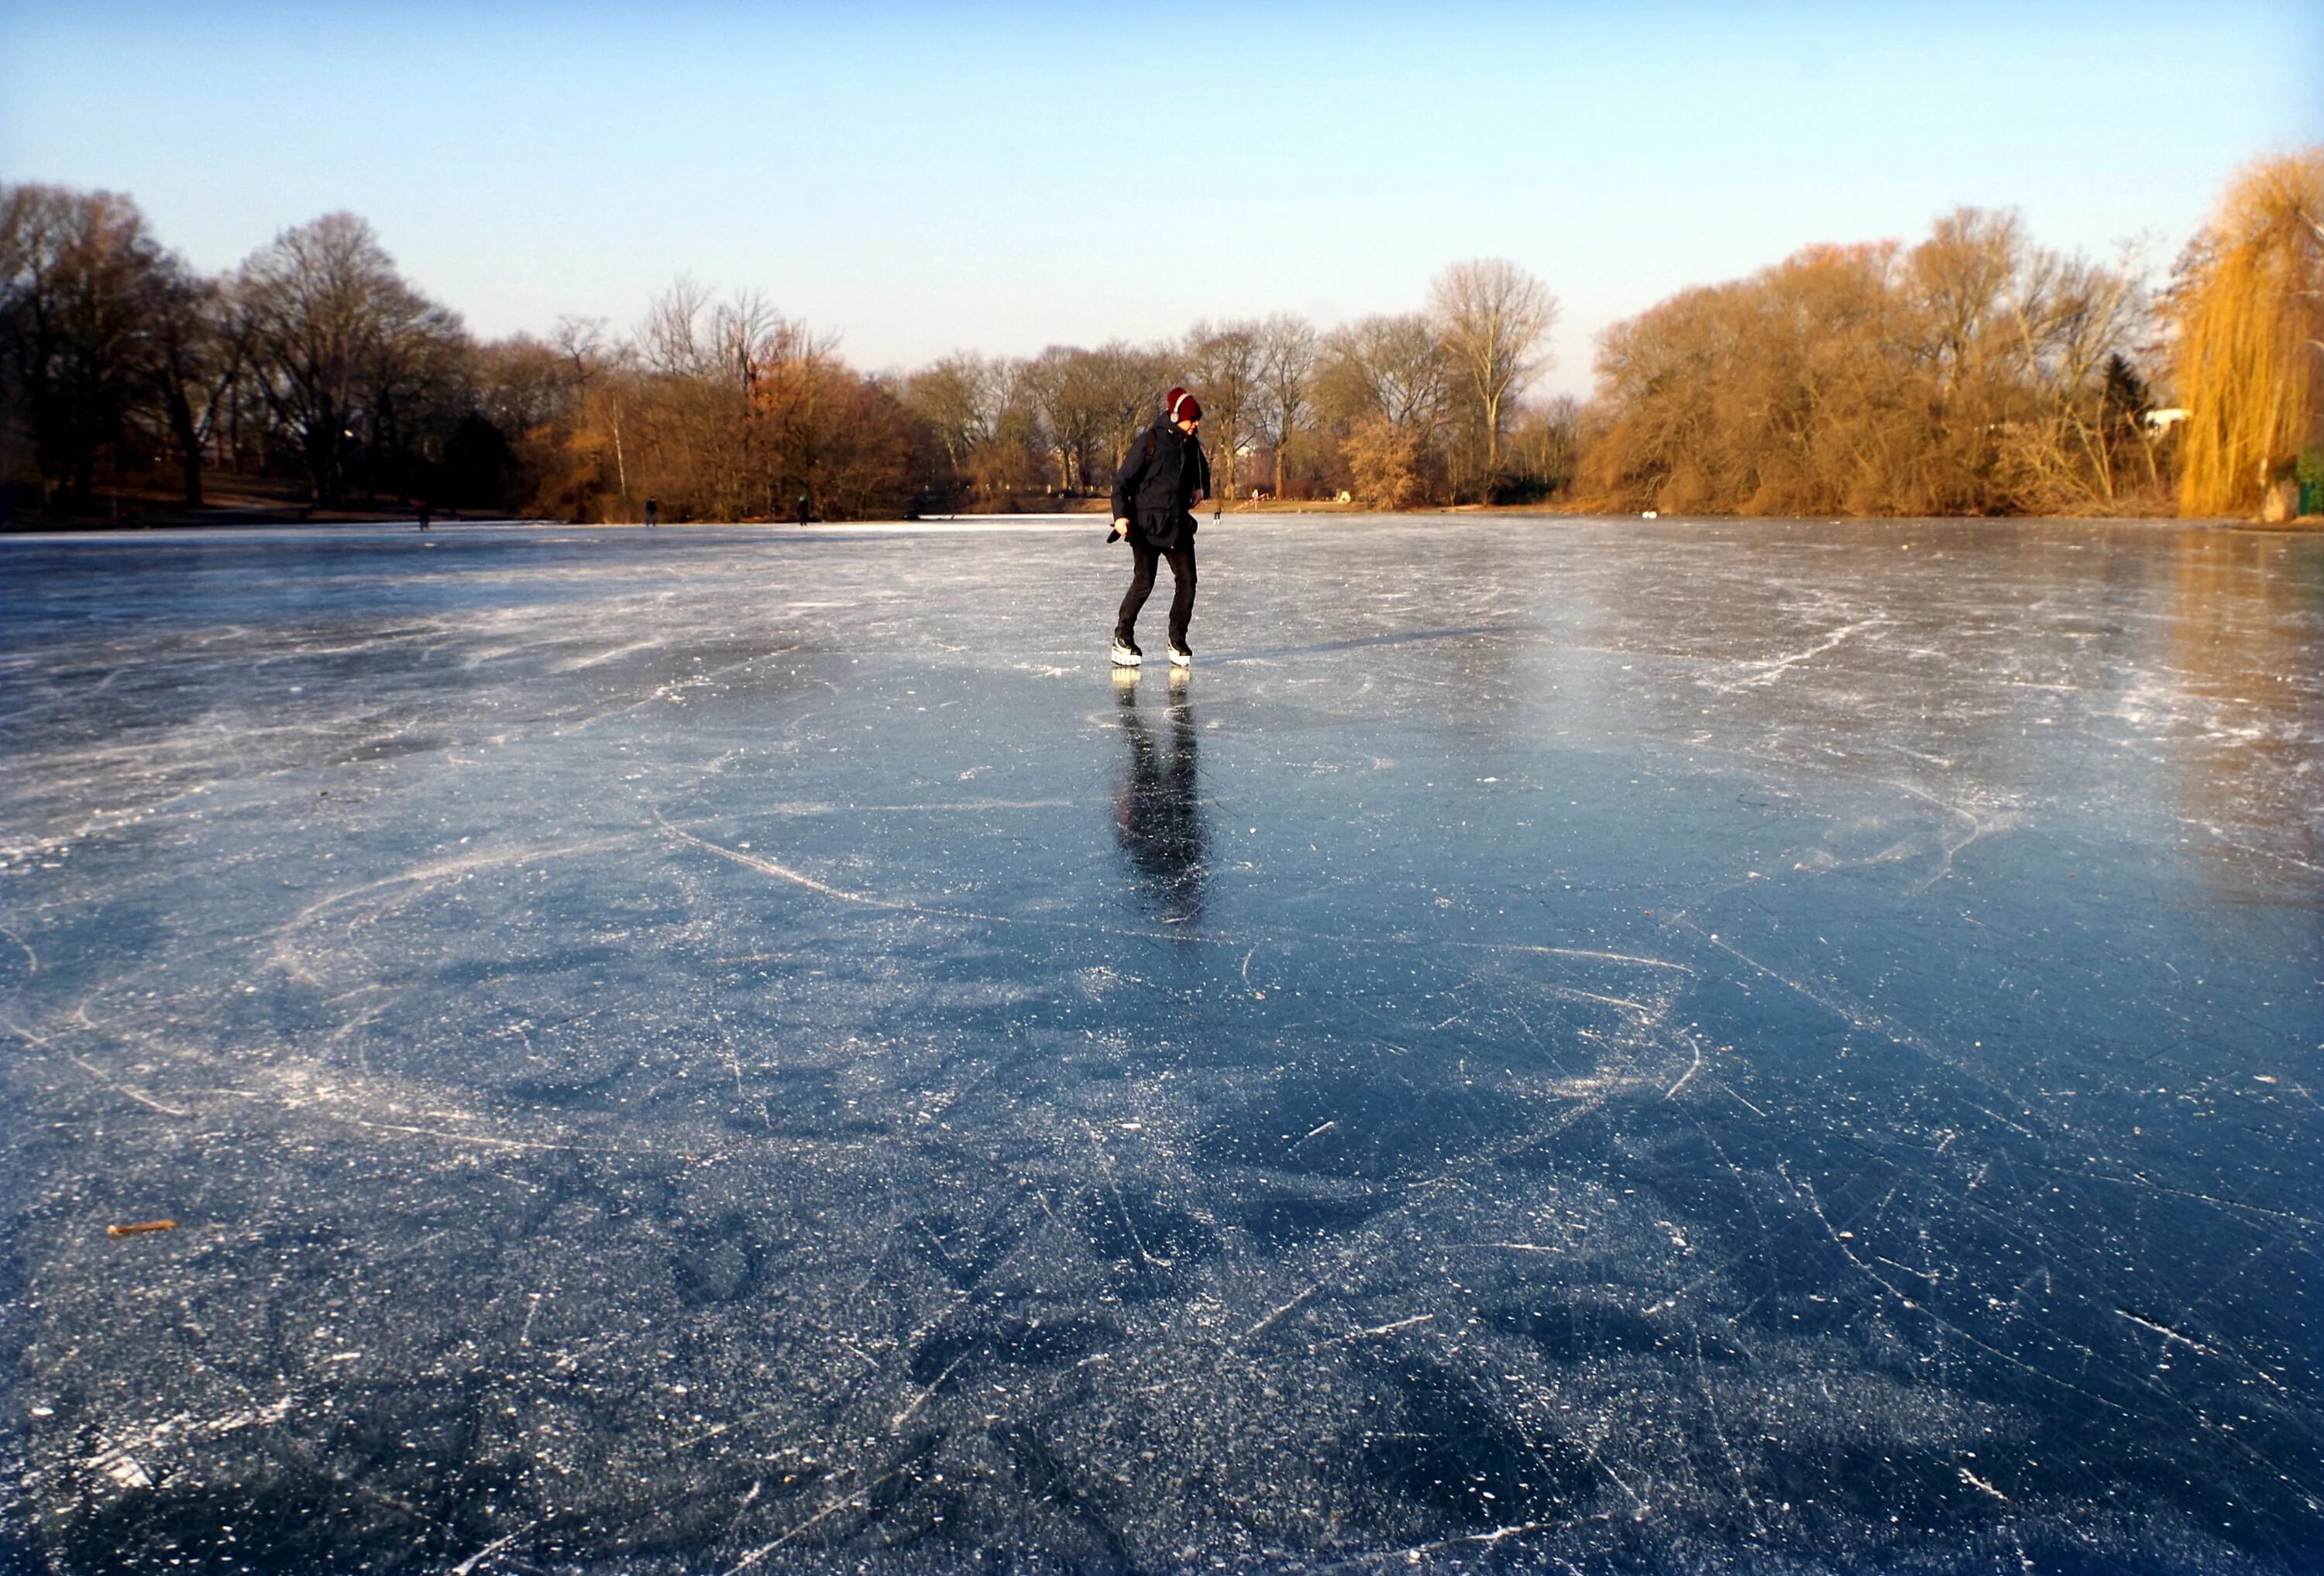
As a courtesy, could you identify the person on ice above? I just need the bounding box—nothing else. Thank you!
[1109,386,1211,668]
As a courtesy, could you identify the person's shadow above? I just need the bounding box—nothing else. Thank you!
[1113,672,1206,929]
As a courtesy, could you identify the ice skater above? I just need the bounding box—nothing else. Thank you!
[1109,386,1210,668]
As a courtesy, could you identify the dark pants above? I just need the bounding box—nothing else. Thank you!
[1116,538,1196,648]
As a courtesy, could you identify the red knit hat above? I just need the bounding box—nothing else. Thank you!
[1167,386,1202,424]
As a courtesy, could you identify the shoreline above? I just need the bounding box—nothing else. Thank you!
[6,511,2308,542]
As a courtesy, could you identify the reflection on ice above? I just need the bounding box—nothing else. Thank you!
[1112,671,1206,931]
[0,518,2318,1574]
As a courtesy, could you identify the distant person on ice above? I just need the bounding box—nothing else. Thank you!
[1109,386,1210,668]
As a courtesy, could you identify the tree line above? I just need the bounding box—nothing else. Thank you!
[0,186,1566,524]
[0,193,928,522]
[4,149,2316,524]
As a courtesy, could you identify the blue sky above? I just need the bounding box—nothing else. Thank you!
[4,1,2318,396]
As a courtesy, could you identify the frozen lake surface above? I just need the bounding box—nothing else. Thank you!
[2,517,2318,1574]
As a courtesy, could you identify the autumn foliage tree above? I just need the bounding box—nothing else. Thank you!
[2169,148,2324,517]
[1583,208,2155,515]
[540,280,920,522]
[1315,313,1450,501]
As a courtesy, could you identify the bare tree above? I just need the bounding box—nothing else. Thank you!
[1995,247,2151,509]
[1255,312,1317,497]
[235,211,466,506]
[0,184,168,504]
[1428,258,1556,479]
[641,274,716,379]
[545,315,630,510]
[1320,314,1449,441]
[1021,345,1124,492]
[143,252,244,506]
[1088,340,1170,475]
[1182,319,1261,502]
[972,358,1047,500]
[741,308,841,519]
[714,289,795,396]
[1910,208,2021,402]
[902,352,992,480]
[1502,393,1583,500]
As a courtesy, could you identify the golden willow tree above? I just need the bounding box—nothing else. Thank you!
[2171,149,2324,517]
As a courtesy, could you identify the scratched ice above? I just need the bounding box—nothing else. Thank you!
[1,518,2318,1574]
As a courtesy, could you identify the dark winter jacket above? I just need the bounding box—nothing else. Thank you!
[1111,416,1211,550]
